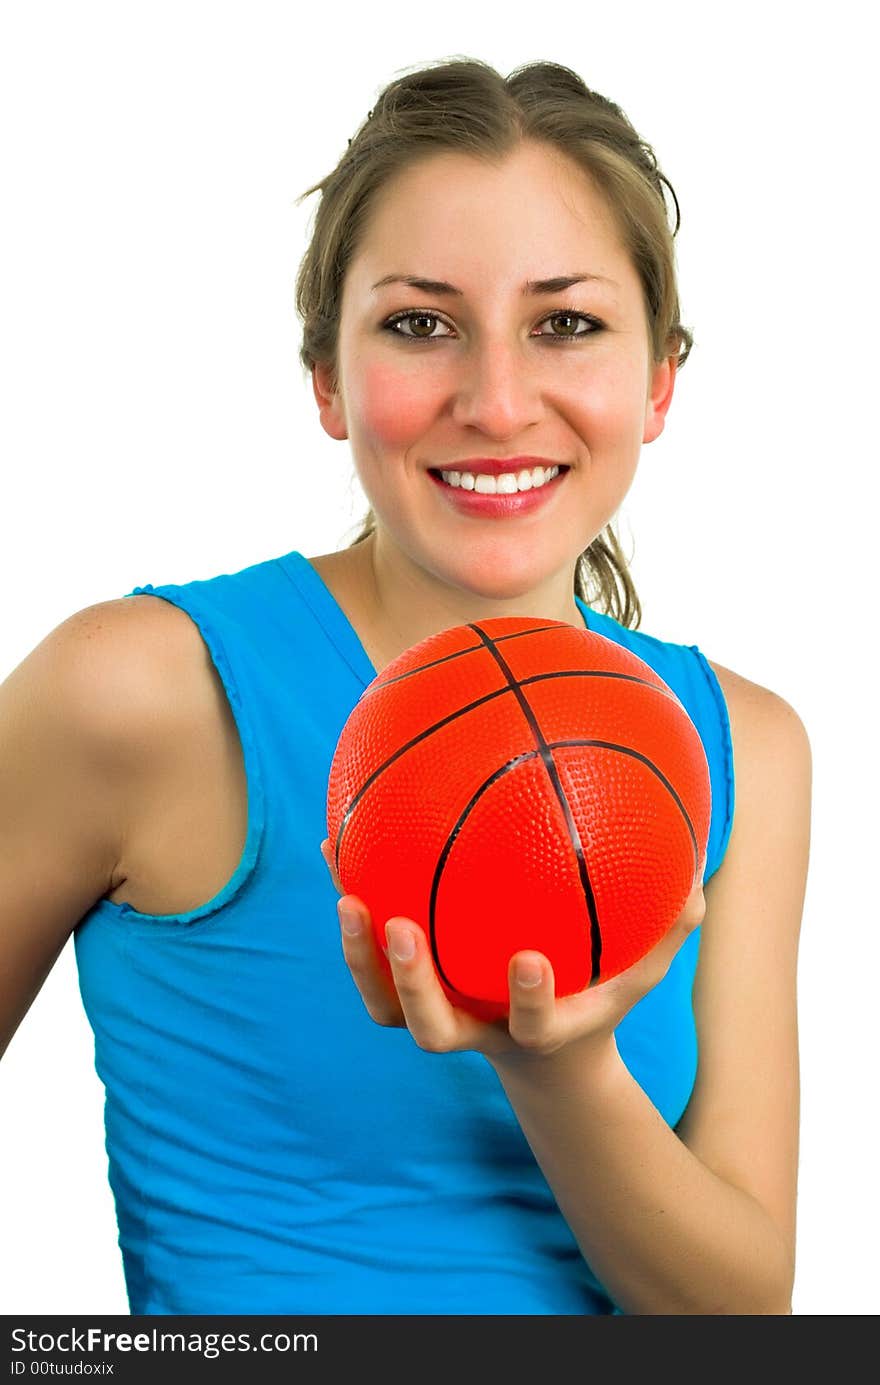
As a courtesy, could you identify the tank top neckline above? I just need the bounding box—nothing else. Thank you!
[281,549,592,687]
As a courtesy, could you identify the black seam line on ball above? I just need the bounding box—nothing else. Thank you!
[470,624,602,985]
[334,665,682,876]
[428,747,538,992]
[427,735,699,996]
[359,621,686,718]
[358,623,564,697]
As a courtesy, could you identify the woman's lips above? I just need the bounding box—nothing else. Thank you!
[427,467,569,517]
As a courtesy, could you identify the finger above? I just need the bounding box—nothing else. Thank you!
[384,920,471,1054]
[320,838,343,895]
[682,881,707,931]
[338,898,405,1026]
[505,951,561,1054]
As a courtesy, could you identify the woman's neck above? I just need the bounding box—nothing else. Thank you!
[309,530,586,675]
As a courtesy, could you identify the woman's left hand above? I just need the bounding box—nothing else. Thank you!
[320,839,705,1064]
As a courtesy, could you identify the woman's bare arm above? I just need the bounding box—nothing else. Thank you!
[0,600,166,1058]
[487,674,811,1314]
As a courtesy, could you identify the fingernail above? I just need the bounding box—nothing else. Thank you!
[516,959,543,987]
[387,924,415,962]
[338,904,362,937]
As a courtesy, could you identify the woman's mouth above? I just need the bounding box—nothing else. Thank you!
[427,466,570,518]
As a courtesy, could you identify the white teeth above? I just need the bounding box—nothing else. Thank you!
[439,465,561,494]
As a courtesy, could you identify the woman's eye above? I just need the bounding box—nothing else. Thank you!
[384,311,452,340]
[534,311,600,339]
[382,309,602,342]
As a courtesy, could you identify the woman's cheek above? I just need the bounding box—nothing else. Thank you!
[356,362,439,448]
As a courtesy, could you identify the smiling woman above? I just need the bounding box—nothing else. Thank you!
[2,55,810,1319]
[297,61,692,640]
[302,134,677,651]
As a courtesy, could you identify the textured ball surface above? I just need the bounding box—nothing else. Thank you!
[327,616,711,1022]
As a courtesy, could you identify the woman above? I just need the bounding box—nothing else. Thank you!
[0,58,811,1315]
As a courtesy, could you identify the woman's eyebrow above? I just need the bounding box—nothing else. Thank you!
[370,273,617,295]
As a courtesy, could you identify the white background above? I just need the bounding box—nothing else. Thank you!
[1,0,877,1316]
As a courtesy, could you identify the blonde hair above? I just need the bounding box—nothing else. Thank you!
[294,57,693,629]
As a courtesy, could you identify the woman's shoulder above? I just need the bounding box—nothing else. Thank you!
[702,656,810,755]
[591,612,803,729]
[699,657,811,911]
[66,595,247,910]
[38,594,201,711]
[684,654,810,889]
[61,594,224,774]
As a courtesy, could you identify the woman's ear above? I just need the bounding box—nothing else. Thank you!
[643,354,678,445]
[312,361,349,441]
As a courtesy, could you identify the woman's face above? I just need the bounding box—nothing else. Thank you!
[313,139,676,605]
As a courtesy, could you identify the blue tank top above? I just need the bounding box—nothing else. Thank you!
[73,548,734,1315]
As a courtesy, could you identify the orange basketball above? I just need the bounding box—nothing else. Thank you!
[326,616,711,1022]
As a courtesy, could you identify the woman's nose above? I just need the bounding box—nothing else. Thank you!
[450,338,544,438]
